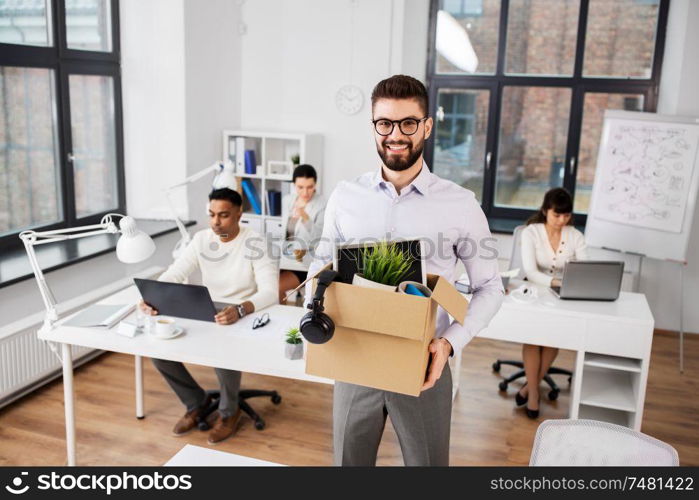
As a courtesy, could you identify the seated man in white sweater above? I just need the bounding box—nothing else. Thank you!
[139,188,278,444]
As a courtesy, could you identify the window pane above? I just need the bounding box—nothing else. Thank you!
[583,0,660,78]
[432,88,490,201]
[574,93,644,213]
[69,74,118,218]
[0,0,52,46]
[506,0,580,76]
[435,0,500,75]
[496,86,571,208]
[0,67,61,235]
[65,0,112,52]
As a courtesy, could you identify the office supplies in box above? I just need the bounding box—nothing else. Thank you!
[305,269,468,396]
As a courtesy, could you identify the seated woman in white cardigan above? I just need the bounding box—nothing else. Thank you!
[278,164,325,302]
[518,187,587,418]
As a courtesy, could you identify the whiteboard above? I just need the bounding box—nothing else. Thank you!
[585,110,699,263]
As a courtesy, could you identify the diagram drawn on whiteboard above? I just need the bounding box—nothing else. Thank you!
[594,119,699,233]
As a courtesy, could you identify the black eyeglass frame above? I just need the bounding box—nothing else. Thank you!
[252,312,270,330]
[371,117,429,136]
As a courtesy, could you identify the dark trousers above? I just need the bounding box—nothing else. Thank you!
[151,358,241,418]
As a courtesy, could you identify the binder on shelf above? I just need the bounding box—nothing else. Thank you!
[241,178,262,215]
[244,149,257,175]
[267,190,281,216]
[234,137,246,174]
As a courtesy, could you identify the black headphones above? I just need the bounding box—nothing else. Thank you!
[299,269,338,344]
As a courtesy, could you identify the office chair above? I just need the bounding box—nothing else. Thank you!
[197,389,282,431]
[493,225,573,401]
[530,419,679,466]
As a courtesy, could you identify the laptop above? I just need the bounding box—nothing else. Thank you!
[134,278,233,322]
[550,261,625,301]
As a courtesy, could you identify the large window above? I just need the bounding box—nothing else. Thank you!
[426,0,668,225]
[0,0,123,248]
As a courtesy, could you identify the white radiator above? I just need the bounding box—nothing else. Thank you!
[0,266,163,408]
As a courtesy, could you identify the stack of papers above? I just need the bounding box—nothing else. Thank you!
[63,303,135,329]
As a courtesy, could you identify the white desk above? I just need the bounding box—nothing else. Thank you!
[279,255,308,272]
[472,282,654,431]
[39,286,329,466]
[165,444,282,466]
[42,282,654,465]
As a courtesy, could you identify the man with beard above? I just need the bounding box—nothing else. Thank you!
[306,75,504,466]
[140,188,278,444]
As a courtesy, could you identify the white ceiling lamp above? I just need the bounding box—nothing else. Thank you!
[436,9,479,74]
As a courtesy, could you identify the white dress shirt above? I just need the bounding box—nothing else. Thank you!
[306,163,504,354]
[520,223,588,286]
[159,227,279,312]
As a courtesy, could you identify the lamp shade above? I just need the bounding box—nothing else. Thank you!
[116,216,156,263]
[212,160,238,190]
[436,9,478,73]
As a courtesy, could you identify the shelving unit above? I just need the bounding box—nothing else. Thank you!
[222,130,323,237]
[575,352,645,429]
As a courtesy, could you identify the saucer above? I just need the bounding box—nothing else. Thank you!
[151,326,184,340]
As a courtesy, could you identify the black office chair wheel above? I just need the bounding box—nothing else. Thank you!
[492,361,501,372]
[254,419,266,431]
[271,394,282,405]
[498,381,508,391]
[548,389,559,401]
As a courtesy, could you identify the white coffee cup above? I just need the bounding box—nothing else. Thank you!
[153,316,177,337]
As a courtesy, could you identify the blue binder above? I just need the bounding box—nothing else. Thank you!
[244,150,257,175]
[241,179,262,215]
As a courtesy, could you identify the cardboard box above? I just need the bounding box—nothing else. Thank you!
[306,273,469,396]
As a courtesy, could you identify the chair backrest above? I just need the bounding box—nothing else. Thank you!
[530,419,679,466]
[509,225,526,280]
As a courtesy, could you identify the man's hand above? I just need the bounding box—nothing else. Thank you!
[214,306,240,325]
[421,337,453,392]
[139,300,158,316]
[551,278,562,287]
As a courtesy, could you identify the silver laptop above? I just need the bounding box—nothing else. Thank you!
[550,261,624,301]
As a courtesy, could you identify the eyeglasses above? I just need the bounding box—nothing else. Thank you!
[252,312,270,330]
[372,117,428,136]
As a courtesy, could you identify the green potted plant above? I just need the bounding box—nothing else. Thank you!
[285,326,304,360]
[352,241,414,291]
[290,154,300,166]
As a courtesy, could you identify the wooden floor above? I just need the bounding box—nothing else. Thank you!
[0,330,696,466]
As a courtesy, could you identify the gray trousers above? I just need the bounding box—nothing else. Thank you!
[333,364,452,466]
[151,358,241,418]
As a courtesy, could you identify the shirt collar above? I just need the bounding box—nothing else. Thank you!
[371,162,431,196]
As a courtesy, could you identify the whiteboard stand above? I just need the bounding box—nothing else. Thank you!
[584,110,699,375]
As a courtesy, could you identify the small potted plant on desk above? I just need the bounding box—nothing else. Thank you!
[285,327,304,360]
[352,240,414,291]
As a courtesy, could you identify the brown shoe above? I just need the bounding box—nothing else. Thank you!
[172,395,212,436]
[207,408,242,445]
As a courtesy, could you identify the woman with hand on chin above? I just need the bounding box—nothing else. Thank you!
[518,187,587,418]
[278,164,325,302]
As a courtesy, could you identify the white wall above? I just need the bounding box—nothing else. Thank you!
[239,0,430,196]
[184,0,242,232]
[121,0,188,220]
